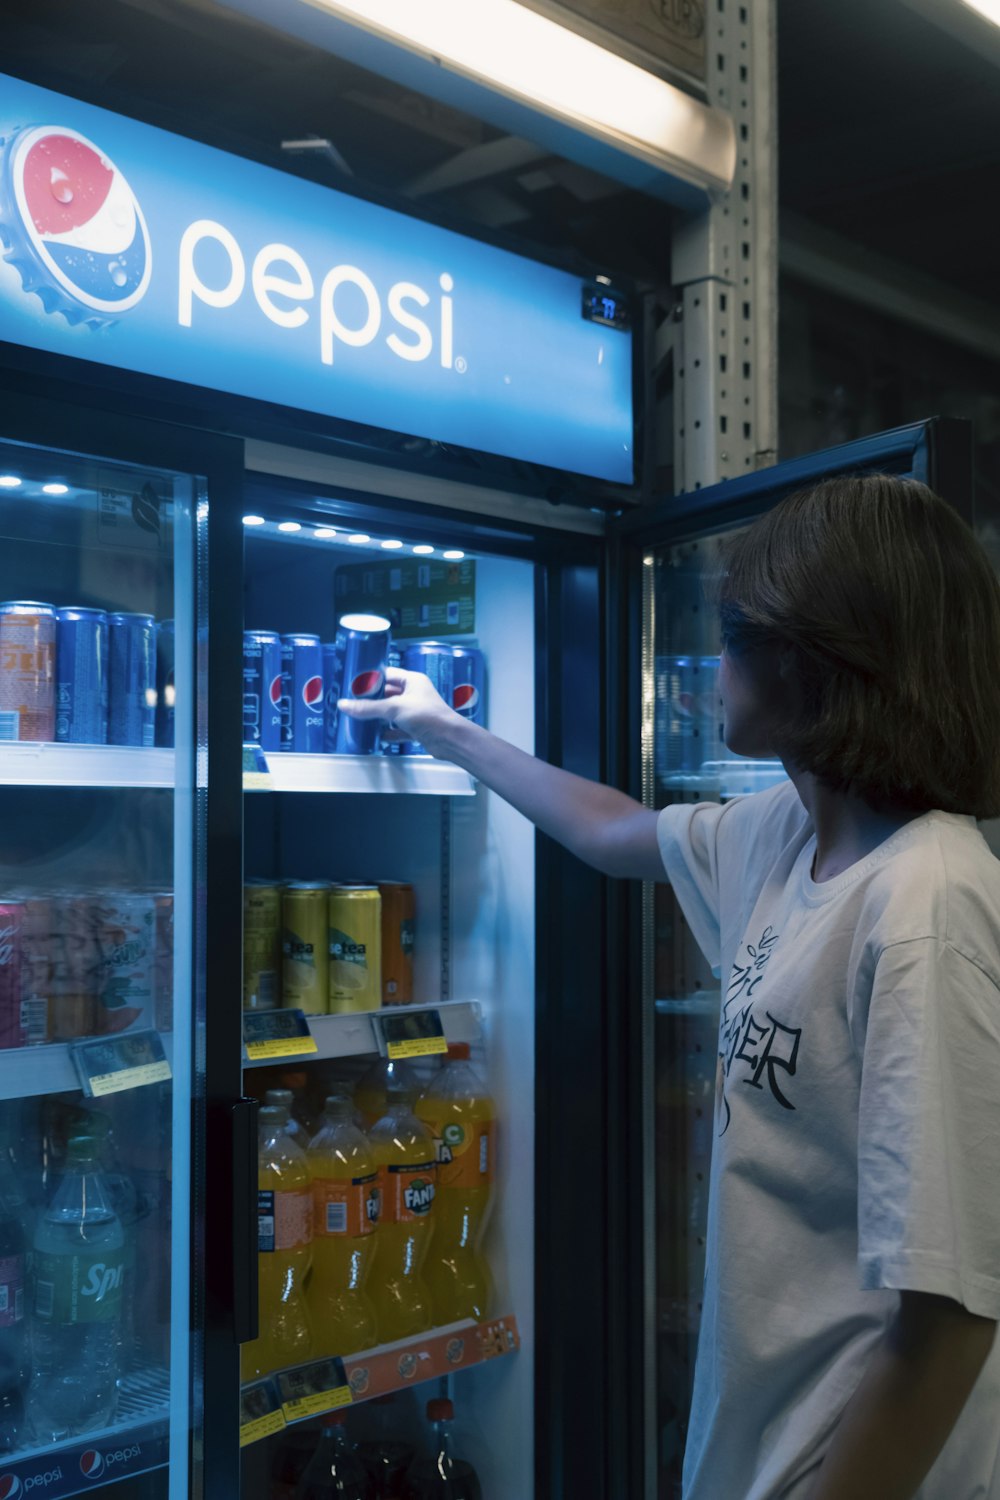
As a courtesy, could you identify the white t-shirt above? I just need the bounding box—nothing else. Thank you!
[657,777,1000,1500]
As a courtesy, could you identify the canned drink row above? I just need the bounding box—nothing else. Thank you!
[0,889,173,1051]
[244,878,415,1014]
[655,655,724,776]
[243,617,486,756]
[0,600,175,748]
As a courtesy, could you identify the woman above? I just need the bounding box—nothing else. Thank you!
[342,473,1000,1500]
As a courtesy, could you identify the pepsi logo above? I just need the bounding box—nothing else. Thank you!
[6,125,151,320]
[302,675,323,709]
[350,670,384,699]
[0,1474,23,1499]
[79,1450,105,1477]
[453,683,480,714]
[269,675,283,707]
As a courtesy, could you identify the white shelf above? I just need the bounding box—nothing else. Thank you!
[0,741,174,787]
[0,1031,174,1100]
[245,752,476,796]
[243,1000,482,1067]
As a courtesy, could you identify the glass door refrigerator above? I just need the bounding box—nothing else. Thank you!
[617,417,975,1500]
[0,389,243,1500]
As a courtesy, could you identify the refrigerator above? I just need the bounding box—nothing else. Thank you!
[614,415,975,1500]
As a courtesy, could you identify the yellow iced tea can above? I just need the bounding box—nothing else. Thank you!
[282,882,330,1014]
[244,880,282,1010]
[328,886,382,1014]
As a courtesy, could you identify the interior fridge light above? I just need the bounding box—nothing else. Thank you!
[413,545,435,555]
[381,539,404,549]
[314,528,338,538]
[348,534,370,544]
[0,475,22,488]
[443,549,466,560]
[278,521,302,532]
[242,514,266,526]
[42,483,69,495]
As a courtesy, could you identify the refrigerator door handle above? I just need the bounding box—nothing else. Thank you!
[232,1096,259,1345]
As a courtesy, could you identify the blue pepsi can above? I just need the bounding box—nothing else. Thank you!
[400,641,454,755]
[55,607,108,745]
[447,643,487,727]
[243,630,282,750]
[280,633,324,753]
[108,612,155,747]
[155,620,175,748]
[323,613,391,755]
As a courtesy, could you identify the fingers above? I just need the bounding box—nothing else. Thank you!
[338,696,392,720]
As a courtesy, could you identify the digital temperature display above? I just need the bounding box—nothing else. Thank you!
[582,285,631,331]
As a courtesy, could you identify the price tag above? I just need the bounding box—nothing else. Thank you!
[375,1008,448,1061]
[243,1009,318,1061]
[240,1379,286,1447]
[72,1029,172,1098]
[277,1358,352,1421]
[243,742,272,790]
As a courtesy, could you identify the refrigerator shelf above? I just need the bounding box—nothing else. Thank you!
[242,1000,482,1067]
[244,751,476,795]
[0,741,174,787]
[0,1031,174,1100]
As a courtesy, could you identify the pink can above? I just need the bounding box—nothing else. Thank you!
[0,901,25,1049]
[93,893,156,1034]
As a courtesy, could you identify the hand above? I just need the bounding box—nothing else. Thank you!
[337,666,460,756]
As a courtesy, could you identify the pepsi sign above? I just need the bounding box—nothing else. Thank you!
[0,72,633,482]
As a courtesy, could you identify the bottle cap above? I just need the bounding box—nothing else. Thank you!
[265,1088,294,1109]
[427,1398,454,1422]
[322,1411,348,1429]
[323,1093,353,1119]
[280,1070,308,1089]
[258,1105,286,1127]
[66,1135,99,1164]
[385,1081,415,1104]
[447,1043,471,1061]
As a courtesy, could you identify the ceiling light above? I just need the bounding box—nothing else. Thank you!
[0,475,22,488]
[278,521,302,532]
[303,0,735,190]
[413,545,435,555]
[380,539,404,550]
[42,483,69,496]
[443,549,465,561]
[314,527,338,538]
[348,533,370,545]
[242,514,266,526]
[595,274,612,286]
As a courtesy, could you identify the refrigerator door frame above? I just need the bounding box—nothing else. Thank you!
[0,365,246,1500]
[607,415,975,1500]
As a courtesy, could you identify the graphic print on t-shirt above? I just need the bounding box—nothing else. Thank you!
[717,924,801,1135]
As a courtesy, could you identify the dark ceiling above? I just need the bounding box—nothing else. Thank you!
[1,0,998,306]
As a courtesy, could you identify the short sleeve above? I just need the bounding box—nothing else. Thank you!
[656,799,733,977]
[855,937,1000,1319]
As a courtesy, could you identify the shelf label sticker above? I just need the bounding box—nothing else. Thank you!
[240,1378,287,1446]
[375,1008,448,1061]
[243,1008,318,1061]
[478,1316,521,1361]
[72,1028,172,1097]
[278,1357,352,1421]
[243,742,272,790]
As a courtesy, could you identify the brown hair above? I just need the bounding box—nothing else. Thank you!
[705,473,1000,818]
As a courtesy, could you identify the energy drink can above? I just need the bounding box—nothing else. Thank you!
[55,607,109,745]
[323,613,391,755]
[244,880,282,1011]
[399,641,454,755]
[155,620,176,748]
[0,600,57,742]
[282,882,330,1014]
[243,630,283,751]
[328,885,382,1014]
[108,612,156,747]
[280,633,324,753]
[93,892,156,1033]
[377,882,415,1006]
[0,901,25,1050]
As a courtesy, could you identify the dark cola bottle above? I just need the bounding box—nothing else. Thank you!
[403,1400,482,1500]
[294,1411,373,1499]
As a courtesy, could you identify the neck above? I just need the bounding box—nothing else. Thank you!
[784,765,925,882]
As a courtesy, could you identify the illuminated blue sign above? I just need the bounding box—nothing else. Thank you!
[0,73,633,482]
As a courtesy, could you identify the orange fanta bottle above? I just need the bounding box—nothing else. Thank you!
[354,1056,418,1132]
[306,1093,381,1357]
[241,1104,313,1381]
[367,1083,436,1343]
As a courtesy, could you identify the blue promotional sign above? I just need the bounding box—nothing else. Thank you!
[0,73,633,482]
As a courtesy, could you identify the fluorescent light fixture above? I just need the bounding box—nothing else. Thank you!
[277,521,302,532]
[301,0,736,190]
[242,514,266,526]
[0,475,22,488]
[348,533,370,545]
[443,549,466,561]
[380,539,404,550]
[314,527,338,538]
[413,545,435,555]
[42,482,70,495]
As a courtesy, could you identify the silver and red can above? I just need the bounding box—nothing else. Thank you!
[0,901,25,1049]
[0,600,57,742]
[323,613,391,755]
[93,892,156,1033]
[242,629,283,751]
[108,612,156,748]
[446,643,486,727]
[280,633,324,753]
[55,606,109,745]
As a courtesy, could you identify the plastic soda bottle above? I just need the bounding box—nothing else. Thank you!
[403,1399,483,1500]
[266,1088,310,1149]
[354,1058,418,1132]
[307,1094,381,1357]
[358,1394,416,1498]
[27,1135,126,1441]
[241,1105,314,1381]
[295,1412,372,1499]
[367,1084,436,1343]
[414,1045,495,1324]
